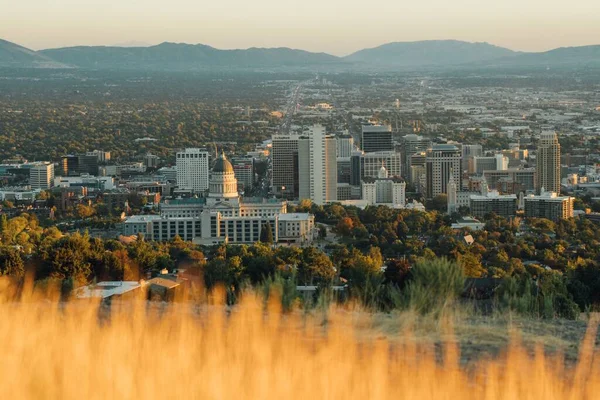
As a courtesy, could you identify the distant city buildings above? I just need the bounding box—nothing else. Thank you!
[124,153,314,245]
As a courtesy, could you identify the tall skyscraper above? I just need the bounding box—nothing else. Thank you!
[176,148,210,194]
[29,162,55,190]
[536,131,561,194]
[402,134,431,181]
[271,134,300,198]
[298,125,337,205]
[426,145,461,199]
[361,125,393,153]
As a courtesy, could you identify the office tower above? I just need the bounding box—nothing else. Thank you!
[361,151,402,179]
[361,124,393,153]
[447,169,457,214]
[336,134,354,158]
[61,155,79,176]
[536,131,561,194]
[461,144,483,173]
[176,148,210,194]
[78,154,99,176]
[231,156,255,192]
[298,125,337,205]
[425,145,461,199]
[271,134,300,198]
[29,162,54,189]
[402,134,431,181]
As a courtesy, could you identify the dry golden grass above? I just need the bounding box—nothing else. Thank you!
[0,280,599,399]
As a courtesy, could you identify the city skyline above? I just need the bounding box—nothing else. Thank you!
[2,0,600,55]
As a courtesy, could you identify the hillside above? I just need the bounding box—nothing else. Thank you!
[40,42,341,70]
[0,39,67,68]
[1,38,599,71]
[509,45,600,67]
[344,40,518,67]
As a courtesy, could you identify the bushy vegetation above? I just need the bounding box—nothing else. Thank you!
[1,207,596,319]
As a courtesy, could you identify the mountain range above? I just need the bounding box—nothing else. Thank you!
[1,38,599,71]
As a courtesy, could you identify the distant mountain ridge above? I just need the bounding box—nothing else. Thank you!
[1,38,599,71]
[343,40,519,66]
[39,42,341,70]
[0,39,68,68]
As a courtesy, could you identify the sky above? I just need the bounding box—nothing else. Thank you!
[2,0,600,56]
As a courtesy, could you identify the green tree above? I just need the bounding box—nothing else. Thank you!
[298,247,335,284]
[260,223,274,244]
[458,252,485,278]
[0,247,25,278]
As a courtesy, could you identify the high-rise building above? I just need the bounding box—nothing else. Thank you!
[231,157,255,193]
[336,134,355,158]
[29,162,54,190]
[402,134,431,180]
[425,145,461,199]
[61,155,79,176]
[536,131,561,194]
[361,151,402,179]
[361,125,393,153]
[298,125,337,205]
[271,134,300,198]
[176,148,210,194]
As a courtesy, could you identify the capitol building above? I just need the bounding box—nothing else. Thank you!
[124,153,314,245]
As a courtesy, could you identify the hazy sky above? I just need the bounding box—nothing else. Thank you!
[2,0,599,55]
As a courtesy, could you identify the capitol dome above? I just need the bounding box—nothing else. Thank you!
[209,152,239,201]
[213,152,234,174]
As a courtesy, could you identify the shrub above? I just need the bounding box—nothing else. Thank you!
[400,258,465,316]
